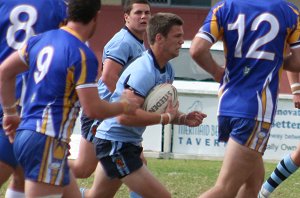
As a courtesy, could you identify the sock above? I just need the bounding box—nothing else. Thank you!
[261,154,299,196]
[130,191,143,198]
[5,188,25,198]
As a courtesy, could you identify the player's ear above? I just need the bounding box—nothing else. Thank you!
[155,33,163,43]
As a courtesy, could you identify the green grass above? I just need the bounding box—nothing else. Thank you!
[1,158,300,197]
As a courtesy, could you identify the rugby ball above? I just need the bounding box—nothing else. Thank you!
[143,83,178,113]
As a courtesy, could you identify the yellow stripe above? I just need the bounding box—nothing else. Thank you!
[261,83,268,118]
[38,136,51,182]
[210,3,224,40]
[245,121,259,147]
[61,26,84,41]
[77,49,87,85]
[41,107,49,134]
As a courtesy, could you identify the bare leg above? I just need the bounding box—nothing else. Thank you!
[8,166,25,192]
[236,156,264,198]
[199,138,263,198]
[122,164,171,198]
[83,163,122,198]
[0,161,14,187]
[26,171,80,198]
[68,137,98,178]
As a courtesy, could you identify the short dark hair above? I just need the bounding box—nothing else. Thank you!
[68,0,101,24]
[147,12,184,45]
[122,0,150,14]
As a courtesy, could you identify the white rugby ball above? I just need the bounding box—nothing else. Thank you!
[143,83,178,113]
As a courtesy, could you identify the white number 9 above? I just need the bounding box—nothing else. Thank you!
[34,46,54,84]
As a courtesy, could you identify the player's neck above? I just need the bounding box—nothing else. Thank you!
[126,26,145,41]
[151,46,168,69]
[66,21,94,42]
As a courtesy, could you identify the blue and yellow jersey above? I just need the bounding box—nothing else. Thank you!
[17,27,99,142]
[96,49,175,144]
[98,27,146,101]
[0,0,67,127]
[197,0,300,123]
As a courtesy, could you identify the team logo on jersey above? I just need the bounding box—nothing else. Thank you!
[115,157,125,168]
[243,66,251,76]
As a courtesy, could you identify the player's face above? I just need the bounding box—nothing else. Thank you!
[163,25,184,59]
[125,3,151,35]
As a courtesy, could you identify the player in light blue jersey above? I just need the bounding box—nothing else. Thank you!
[189,0,300,197]
[72,1,151,198]
[71,0,150,174]
[0,0,138,197]
[90,13,207,197]
[0,0,67,197]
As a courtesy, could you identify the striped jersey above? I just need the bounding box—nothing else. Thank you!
[197,0,300,123]
[0,0,67,127]
[18,27,99,142]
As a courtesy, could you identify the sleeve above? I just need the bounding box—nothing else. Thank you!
[287,4,300,49]
[104,41,131,66]
[75,49,98,88]
[196,1,225,43]
[124,63,155,97]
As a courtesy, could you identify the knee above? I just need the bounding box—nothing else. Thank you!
[10,176,25,191]
[71,164,94,178]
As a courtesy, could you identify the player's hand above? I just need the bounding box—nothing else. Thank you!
[214,66,225,83]
[164,99,179,122]
[182,111,207,127]
[3,114,20,143]
[120,89,139,115]
[293,94,300,109]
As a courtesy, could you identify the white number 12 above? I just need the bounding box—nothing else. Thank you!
[228,13,279,60]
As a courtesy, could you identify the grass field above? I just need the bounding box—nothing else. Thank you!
[1,158,300,197]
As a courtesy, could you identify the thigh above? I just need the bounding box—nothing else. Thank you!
[86,163,122,198]
[14,130,70,186]
[215,138,263,196]
[122,165,171,198]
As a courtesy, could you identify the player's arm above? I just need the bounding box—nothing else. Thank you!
[284,47,300,72]
[0,51,28,108]
[190,37,224,82]
[77,87,137,119]
[286,71,300,109]
[101,59,123,92]
[0,51,28,142]
[116,88,178,126]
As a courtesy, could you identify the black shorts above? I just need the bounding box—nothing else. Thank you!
[80,113,100,142]
[93,137,143,179]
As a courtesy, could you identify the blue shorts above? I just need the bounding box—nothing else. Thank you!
[0,129,18,168]
[94,138,143,179]
[218,116,271,154]
[80,113,100,142]
[14,130,70,186]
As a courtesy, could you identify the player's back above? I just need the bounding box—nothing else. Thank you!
[208,0,300,122]
[0,0,67,62]
[220,0,297,74]
[18,28,98,142]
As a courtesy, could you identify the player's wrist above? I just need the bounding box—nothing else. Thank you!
[2,103,18,116]
[160,113,173,125]
[120,98,130,113]
[178,114,186,125]
[291,83,300,94]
